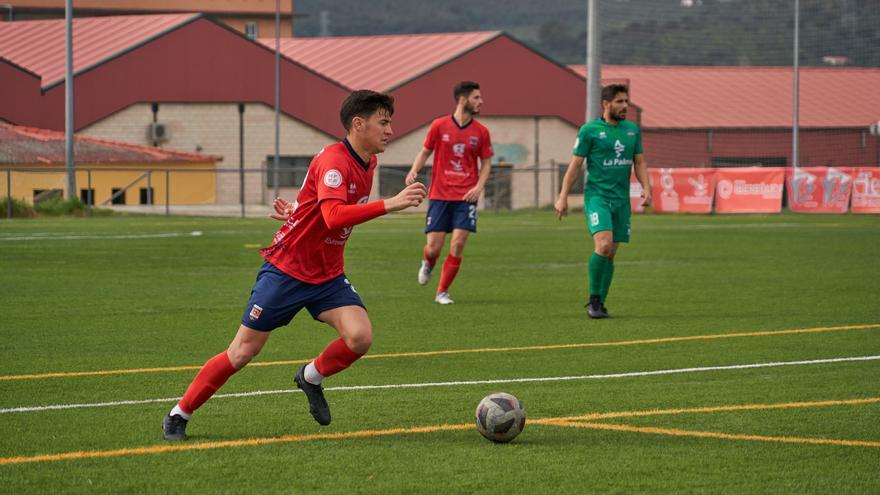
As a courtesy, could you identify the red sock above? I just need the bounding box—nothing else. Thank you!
[437,254,462,293]
[314,338,365,378]
[178,351,237,415]
[424,246,439,268]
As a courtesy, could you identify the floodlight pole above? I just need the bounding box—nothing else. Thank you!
[65,0,77,199]
[585,0,601,123]
[273,0,281,200]
[792,0,800,168]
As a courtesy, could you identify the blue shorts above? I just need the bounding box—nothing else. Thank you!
[425,200,477,233]
[241,261,365,332]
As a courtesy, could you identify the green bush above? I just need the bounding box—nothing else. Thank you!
[33,196,88,216]
[0,197,36,218]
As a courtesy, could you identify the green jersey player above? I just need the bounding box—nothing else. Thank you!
[555,84,651,319]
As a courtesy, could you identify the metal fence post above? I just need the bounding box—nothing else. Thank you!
[87,169,93,217]
[147,170,153,206]
[6,170,11,219]
[165,170,170,216]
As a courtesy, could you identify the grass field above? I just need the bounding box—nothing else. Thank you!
[1,210,878,493]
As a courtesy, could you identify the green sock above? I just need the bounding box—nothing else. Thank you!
[600,260,614,304]
[589,252,608,299]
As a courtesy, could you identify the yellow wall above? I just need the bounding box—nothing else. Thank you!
[0,162,216,205]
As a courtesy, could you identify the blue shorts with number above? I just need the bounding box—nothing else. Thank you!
[241,261,365,332]
[425,199,477,233]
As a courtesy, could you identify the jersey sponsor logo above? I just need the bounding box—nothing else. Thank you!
[452,143,466,157]
[441,133,450,142]
[614,139,625,158]
[248,304,263,321]
[324,169,343,188]
[340,226,353,240]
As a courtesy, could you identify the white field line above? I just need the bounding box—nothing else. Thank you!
[0,231,204,241]
[2,355,877,415]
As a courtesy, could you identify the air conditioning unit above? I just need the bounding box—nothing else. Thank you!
[148,122,169,143]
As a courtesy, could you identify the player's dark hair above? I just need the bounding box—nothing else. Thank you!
[453,81,480,101]
[601,84,629,102]
[339,90,395,131]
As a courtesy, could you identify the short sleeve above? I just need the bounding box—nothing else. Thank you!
[634,127,643,154]
[572,126,591,157]
[423,120,439,150]
[313,155,349,203]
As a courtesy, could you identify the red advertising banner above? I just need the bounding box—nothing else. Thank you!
[648,168,716,213]
[851,167,880,214]
[629,170,646,213]
[786,167,854,213]
[714,167,785,213]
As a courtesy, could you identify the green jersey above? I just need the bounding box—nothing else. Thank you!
[573,118,643,203]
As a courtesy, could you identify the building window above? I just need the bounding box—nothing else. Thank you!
[558,164,585,195]
[712,157,787,167]
[266,156,311,188]
[139,187,154,205]
[379,165,431,197]
[245,22,259,40]
[111,188,126,205]
[80,188,95,206]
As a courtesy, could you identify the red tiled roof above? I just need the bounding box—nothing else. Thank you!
[0,13,200,89]
[0,123,222,165]
[10,0,292,15]
[569,65,880,129]
[260,31,502,91]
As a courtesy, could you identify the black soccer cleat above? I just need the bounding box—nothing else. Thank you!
[601,304,610,318]
[586,296,608,319]
[294,365,331,426]
[162,413,189,441]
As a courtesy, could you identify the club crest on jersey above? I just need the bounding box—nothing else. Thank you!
[248,304,263,321]
[324,169,343,188]
[452,143,466,157]
[469,136,479,147]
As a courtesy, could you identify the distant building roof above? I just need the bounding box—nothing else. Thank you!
[569,64,880,129]
[0,123,222,165]
[260,31,502,91]
[5,0,292,15]
[0,13,200,89]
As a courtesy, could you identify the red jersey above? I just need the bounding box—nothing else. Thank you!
[261,140,376,284]
[424,115,493,201]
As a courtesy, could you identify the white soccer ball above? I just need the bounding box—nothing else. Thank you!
[475,392,526,443]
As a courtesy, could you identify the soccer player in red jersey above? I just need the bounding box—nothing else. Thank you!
[405,81,493,305]
[162,90,426,441]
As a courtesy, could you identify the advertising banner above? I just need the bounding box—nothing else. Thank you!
[649,168,716,213]
[851,167,880,214]
[786,167,854,213]
[714,167,785,213]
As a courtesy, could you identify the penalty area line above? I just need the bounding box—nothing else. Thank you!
[2,355,878,415]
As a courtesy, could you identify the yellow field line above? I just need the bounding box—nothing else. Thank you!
[534,397,880,423]
[2,323,878,381]
[543,421,880,448]
[2,397,878,466]
[0,424,473,466]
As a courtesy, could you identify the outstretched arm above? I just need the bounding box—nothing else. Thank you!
[319,182,427,230]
